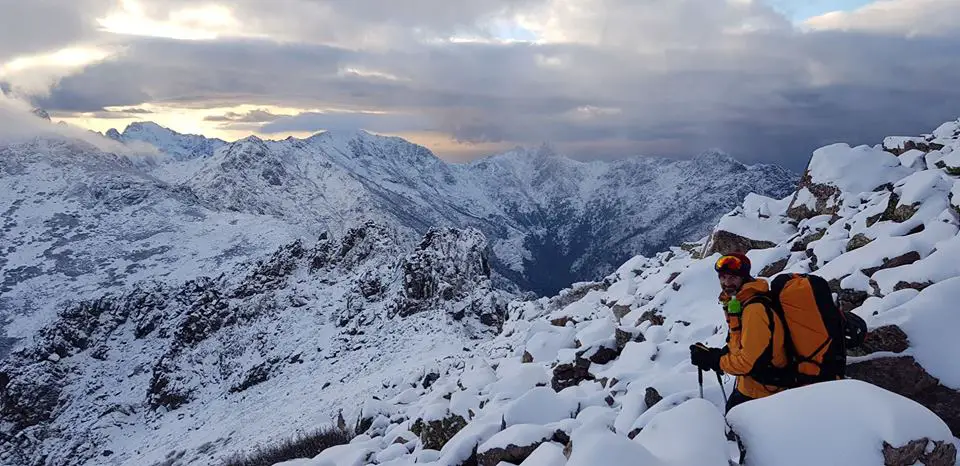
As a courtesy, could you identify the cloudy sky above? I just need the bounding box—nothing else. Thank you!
[1,0,958,169]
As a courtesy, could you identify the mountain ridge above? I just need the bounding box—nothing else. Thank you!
[103,120,797,295]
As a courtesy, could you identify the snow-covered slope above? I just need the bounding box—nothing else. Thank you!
[226,118,960,466]
[109,122,797,296]
[0,136,307,353]
[0,116,791,361]
[0,223,513,466]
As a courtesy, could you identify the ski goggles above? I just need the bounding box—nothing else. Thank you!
[714,255,746,274]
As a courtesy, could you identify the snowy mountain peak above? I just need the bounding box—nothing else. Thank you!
[123,120,168,134]
[109,121,228,160]
[692,148,742,167]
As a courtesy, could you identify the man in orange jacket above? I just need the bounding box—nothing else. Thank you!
[690,252,788,413]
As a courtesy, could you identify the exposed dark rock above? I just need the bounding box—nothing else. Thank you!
[846,233,873,252]
[636,310,664,327]
[666,272,681,284]
[627,428,642,439]
[922,441,958,466]
[232,240,305,298]
[807,248,820,271]
[644,387,663,408]
[837,288,870,313]
[229,358,280,393]
[861,252,921,277]
[477,435,550,466]
[522,351,534,363]
[417,414,468,451]
[893,281,934,292]
[759,258,788,278]
[611,304,632,320]
[552,430,570,445]
[905,223,925,235]
[883,438,956,466]
[707,230,775,256]
[147,357,192,410]
[0,363,66,431]
[883,139,946,156]
[422,372,440,389]
[550,316,575,327]
[880,193,919,223]
[848,325,909,356]
[787,174,841,221]
[587,346,619,365]
[615,328,643,352]
[355,416,374,435]
[551,357,594,392]
[791,230,825,252]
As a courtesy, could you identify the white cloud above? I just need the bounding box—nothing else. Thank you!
[0,46,116,95]
[95,0,261,40]
[803,0,960,36]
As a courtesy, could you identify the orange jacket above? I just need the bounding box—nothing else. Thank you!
[718,279,788,400]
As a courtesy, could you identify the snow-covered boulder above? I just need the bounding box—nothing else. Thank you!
[883,136,945,156]
[476,424,554,466]
[727,379,956,466]
[706,194,796,255]
[788,143,910,221]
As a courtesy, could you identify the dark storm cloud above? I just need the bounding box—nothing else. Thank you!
[0,0,114,61]
[204,109,280,123]
[115,107,153,114]
[11,0,960,170]
[259,111,432,134]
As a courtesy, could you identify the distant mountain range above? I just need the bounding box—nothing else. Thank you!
[0,119,795,351]
[105,121,798,295]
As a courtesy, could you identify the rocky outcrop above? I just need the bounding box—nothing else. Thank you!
[635,310,665,327]
[233,240,306,298]
[883,139,945,156]
[706,230,776,256]
[644,387,663,408]
[846,233,874,252]
[615,327,644,352]
[791,229,825,252]
[477,428,552,466]
[882,193,920,223]
[861,252,921,277]
[0,225,512,466]
[883,438,956,466]
[848,325,909,356]
[392,227,507,328]
[759,258,788,277]
[551,357,594,392]
[411,414,468,451]
[786,174,841,221]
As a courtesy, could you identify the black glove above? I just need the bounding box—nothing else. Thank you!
[690,343,723,372]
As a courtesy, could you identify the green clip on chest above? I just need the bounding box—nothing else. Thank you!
[727,298,742,315]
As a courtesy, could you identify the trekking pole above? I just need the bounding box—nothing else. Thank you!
[716,372,728,401]
[698,368,704,398]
